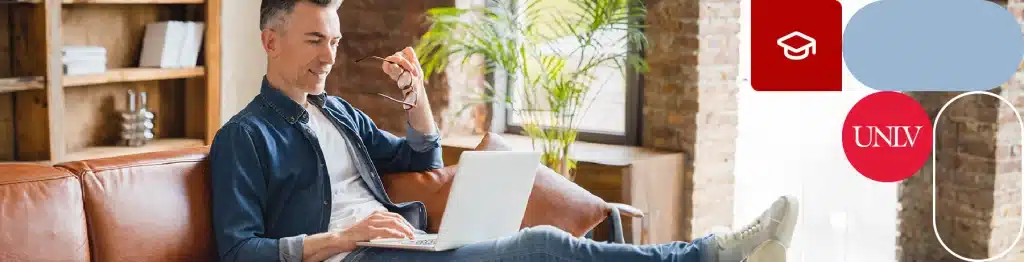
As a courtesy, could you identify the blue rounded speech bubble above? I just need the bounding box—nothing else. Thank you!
[844,0,1024,92]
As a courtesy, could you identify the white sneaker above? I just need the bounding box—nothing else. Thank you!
[710,195,799,262]
[746,240,787,262]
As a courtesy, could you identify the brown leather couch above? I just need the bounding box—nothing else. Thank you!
[0,133,640,261]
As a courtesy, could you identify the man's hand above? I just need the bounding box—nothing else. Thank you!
[381,47,424,109]
[380,46,438,135]
[335,211,418,252]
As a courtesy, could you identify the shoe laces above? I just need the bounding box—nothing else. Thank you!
[729,219,764,243]
[720,216,782,250]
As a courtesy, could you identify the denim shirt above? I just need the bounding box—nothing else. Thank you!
[209,77,444,262]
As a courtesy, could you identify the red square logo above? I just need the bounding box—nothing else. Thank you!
[752,0,843,92]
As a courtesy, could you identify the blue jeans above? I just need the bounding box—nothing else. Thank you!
[342,225,715,262]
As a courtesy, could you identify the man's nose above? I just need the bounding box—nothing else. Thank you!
[318,44,336,64]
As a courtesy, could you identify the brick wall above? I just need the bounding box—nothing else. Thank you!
[897,1,1024,260]
[992,1,1024,257]
[328,0,453,134]
[643,0,740,239]
[900,90,1023,262]
[899,91,1000,261]
[992,84,1024,258]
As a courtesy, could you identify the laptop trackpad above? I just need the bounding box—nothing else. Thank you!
[368,234,438,243]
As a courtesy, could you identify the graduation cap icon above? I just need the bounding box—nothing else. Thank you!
[777,31,816,61]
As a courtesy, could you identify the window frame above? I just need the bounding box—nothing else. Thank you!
[486,0,645,146]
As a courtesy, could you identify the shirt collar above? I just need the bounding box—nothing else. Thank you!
[259,75,330,125]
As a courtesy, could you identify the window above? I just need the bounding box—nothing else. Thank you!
[490,0,643,145]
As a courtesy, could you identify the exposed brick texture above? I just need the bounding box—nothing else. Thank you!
[327,0,454,134]
[643,0,739,239]
[994,2,1024,258]
[900,91,1000,261]
[897,1,1024,261]
[440,54,491,136]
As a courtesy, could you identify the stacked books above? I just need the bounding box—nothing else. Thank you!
[139,20,205,68]
[62,46,107,76]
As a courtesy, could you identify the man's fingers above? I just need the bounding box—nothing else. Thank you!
[368,211,418,237]
[385,54,418,78]
[368,226,407,239]
[400,47,423,77]
[381,57,405,79]
[396,71,413,88]
[396,58,418,78]
[401,47,417,62]
[375,212,417,233]
[382,56,416,89]
[381,62,401,79]
[368,216,415,238]
[368,222,408,239]
[375,211,412,225]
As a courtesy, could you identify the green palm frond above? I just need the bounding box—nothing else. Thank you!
[416,0,649,175]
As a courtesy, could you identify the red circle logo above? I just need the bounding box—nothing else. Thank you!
[842,91,933,182]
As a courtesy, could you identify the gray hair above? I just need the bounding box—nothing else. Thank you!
[260,0,340,30]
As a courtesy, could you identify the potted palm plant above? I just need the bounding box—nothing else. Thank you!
[415,0,649,180]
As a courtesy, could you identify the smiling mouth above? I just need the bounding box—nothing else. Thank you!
[309,69,328,76]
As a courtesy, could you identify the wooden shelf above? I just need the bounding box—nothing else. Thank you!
[5,0,204,4]
[0,76,44,92]
[0,68,207,92]
[63,67,205,87]
[63,138,204,162]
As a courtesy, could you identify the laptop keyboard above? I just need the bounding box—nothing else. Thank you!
[411,239,436,245]
[369,234,438,246]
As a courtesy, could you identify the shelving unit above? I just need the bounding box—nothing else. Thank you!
[0,0,220,163]
[7,0,204,4]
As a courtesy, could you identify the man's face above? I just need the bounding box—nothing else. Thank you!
[265,2,341,95]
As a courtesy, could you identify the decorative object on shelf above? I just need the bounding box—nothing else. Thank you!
[120,90,155,147]
[62,46,107,76]
[416,0,649,180]
[140,20,205,68]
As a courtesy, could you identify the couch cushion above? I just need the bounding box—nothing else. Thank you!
[56,147,215,262]
[381,166,458,233]
[0,163,90,262]
[382,132,609,236]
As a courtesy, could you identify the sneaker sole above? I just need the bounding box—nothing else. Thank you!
[776,195,800,246]
[745,240,787,262]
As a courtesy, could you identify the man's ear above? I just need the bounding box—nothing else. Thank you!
[261,29,279,58]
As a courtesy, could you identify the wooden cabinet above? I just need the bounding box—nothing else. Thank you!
[0,0,220,164]
[441,134,688,244]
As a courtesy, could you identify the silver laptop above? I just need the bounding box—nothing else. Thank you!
[356,150,542,251]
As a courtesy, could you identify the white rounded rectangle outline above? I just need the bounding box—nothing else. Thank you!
[932,91,1023,262]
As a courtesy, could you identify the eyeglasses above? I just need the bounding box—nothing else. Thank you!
[354,55,418,110]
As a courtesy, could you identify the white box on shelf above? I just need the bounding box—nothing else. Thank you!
[62,45,107,76]
[177,21,205,67]
[62,54,107,65]
[139,21,187,68]
[62,46,106,57]
[64,60,107,76]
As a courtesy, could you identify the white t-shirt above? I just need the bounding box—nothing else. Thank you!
[304,103,388,261]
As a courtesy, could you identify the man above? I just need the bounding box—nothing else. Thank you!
[209,0,800,261]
